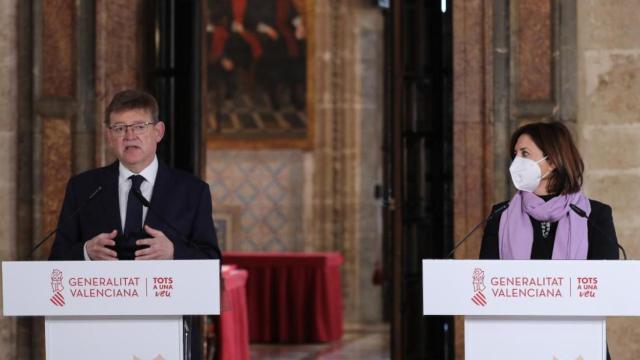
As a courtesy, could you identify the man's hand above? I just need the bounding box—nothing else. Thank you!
[221,57,234,71]
[257,23,278,40]
[86,230,118,260]
[135,225,174,260]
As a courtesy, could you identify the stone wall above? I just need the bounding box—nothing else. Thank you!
[577,1,640,358]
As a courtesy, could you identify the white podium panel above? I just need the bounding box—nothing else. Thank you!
[422,260,635,360]
[45,316,182,360]
[2,260,220,316]
[423,260,639,316]
[2,260,220,360]
[465,316,605,360]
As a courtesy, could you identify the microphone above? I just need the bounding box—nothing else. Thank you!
[569,204,627,260]
[569,203,587,218]
[133,189,152,208]
[28,186,103,260]
[447,203,509,258]
[132,190,216,259]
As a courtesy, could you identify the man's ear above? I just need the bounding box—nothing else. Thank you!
[154,121,165,142]
[104,124,112,144]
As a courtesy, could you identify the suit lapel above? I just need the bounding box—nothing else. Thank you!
[100,161,123,234]
[145,160,173,228]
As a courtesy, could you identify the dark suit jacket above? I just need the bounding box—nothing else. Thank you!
[49,161,221,260]
[479,199,619,260]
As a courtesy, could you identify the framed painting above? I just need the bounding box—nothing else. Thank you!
[205,0,314,149]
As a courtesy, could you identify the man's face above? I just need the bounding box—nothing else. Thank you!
[106,109,164,173]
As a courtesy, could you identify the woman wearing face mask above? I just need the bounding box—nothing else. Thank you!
[479,121,620,260]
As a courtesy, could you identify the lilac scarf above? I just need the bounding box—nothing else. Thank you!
[498,191,591,260]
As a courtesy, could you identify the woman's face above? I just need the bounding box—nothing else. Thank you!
[513,134,556,195]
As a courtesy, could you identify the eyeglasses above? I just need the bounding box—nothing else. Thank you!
[108,122,155,136]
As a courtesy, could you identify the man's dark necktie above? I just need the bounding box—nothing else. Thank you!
[124,174,145,238]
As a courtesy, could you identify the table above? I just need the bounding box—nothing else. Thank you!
[217,266,249,360]
[223,252,344,343]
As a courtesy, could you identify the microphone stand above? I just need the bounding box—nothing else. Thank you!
[447,203,509,259]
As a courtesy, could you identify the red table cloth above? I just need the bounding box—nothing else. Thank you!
[223,252,344,343]
[219,266,249,360]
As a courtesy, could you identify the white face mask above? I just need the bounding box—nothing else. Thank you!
[509,156,547,192]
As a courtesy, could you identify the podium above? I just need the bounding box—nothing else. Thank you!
[423,260,635,360]
[2,260,220,360]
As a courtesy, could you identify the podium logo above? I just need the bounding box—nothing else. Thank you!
[50,269,66,307]
[471,268,487,306]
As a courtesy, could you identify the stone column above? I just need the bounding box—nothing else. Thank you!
[334,1,385,325]
[0,1,19,358]
[452,1,493,358]
[308,0,384,324]
[95,0,154,166]
[353,7,385,324]
[577,1,640,359]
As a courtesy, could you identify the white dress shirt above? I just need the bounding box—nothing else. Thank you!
[84,156,159,260]
[117,156,159,229]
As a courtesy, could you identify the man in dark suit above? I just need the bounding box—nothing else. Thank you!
[49,89,221,261]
